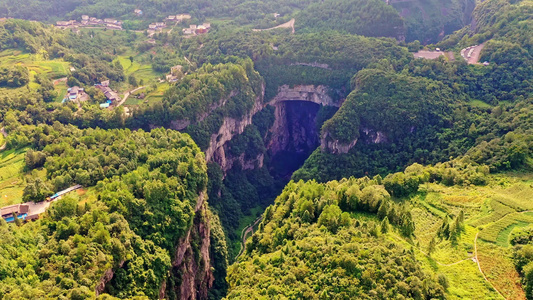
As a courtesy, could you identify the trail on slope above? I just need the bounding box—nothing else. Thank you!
[253,19,295,34]
[236,216,263,259]
[474,232,507,299]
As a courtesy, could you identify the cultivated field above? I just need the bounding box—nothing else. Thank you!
[409,175,532,299]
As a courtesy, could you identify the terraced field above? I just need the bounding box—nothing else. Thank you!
[0,149,27,207]
[410,175,533,299]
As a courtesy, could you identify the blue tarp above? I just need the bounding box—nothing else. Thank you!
[4,213,27,223]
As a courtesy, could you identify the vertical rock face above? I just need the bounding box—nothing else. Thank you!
[159,193,215,300]
[320,126,389,154]
[270,85,342,107]
[205,86,265,173]
[267,101,321,156]
[320,131,358,154]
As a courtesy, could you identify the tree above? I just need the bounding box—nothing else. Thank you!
[128,75,138,87]
[23,178,52,202]
[381,216,390,234]
[428,237,436,256]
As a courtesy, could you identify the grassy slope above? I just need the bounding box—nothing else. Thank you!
[0,49,71,102]
[114,53,166,105]
[407,172,532,299]
[0,149,27,207]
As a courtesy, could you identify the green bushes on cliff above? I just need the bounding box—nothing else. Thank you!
[228,177,445,298]
[0,124,210,298]
[322,68,456,145]
[129,58,263,146]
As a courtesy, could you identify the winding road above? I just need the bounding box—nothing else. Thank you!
[236,216,263,259]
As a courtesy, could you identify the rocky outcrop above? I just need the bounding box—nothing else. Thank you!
[290,62,331,70]
[205,85,265,173]
[213,147,264,172]
[320,131,358,154]
[320,127,389,154]
[361,127,388,144]
[270,85,342,107]
[95,260,125,296]
[159,192,215,300]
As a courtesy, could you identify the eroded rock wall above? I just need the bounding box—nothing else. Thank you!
[159,193,215,300]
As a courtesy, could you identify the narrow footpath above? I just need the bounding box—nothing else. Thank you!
[0,127,7,151]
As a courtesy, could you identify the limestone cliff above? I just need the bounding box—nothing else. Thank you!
[320,126,389,154]
[205,85,265,173]
[159,192,215,300]
[320,132,358,154]
[270,84,342,107]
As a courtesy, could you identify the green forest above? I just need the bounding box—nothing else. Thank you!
[0,0,531,298]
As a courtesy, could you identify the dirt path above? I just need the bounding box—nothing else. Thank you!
[113,86,146,108]
[413,230,505,298]
[53,77,67,85]
[460,43,486,64]
[0,127,6,151]
[236,216,263,259]
[468,43,485,64]
[253,18,295,34]
[474,232,507,299]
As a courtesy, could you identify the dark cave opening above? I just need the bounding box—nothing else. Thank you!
[268,100,330,179]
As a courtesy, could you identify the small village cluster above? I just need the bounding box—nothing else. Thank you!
[55,11,210,36]
[56,16,123,30]
[1,185,82,224]
[165,65,184,83]
[182,23,211,35]
[62,80,119,109]
[95,80,119,108]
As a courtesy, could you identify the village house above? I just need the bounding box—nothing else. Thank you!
[183,28,195,35]
[1,204,28,219]
[81,15,89,21]
[176,14,192,21]
[96,81,119,103]
[56,21,70,27]
[148,24,158,30]
[106,23,122,30]
[66,86,84,101]
[183,23,210,35]
[166,15,176,21]
[134,9,143,16]
[196,25,207,34]
[104,18,118,24]
[166,65,183,82]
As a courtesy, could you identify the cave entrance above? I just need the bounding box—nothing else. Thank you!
[268,100,335,179]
